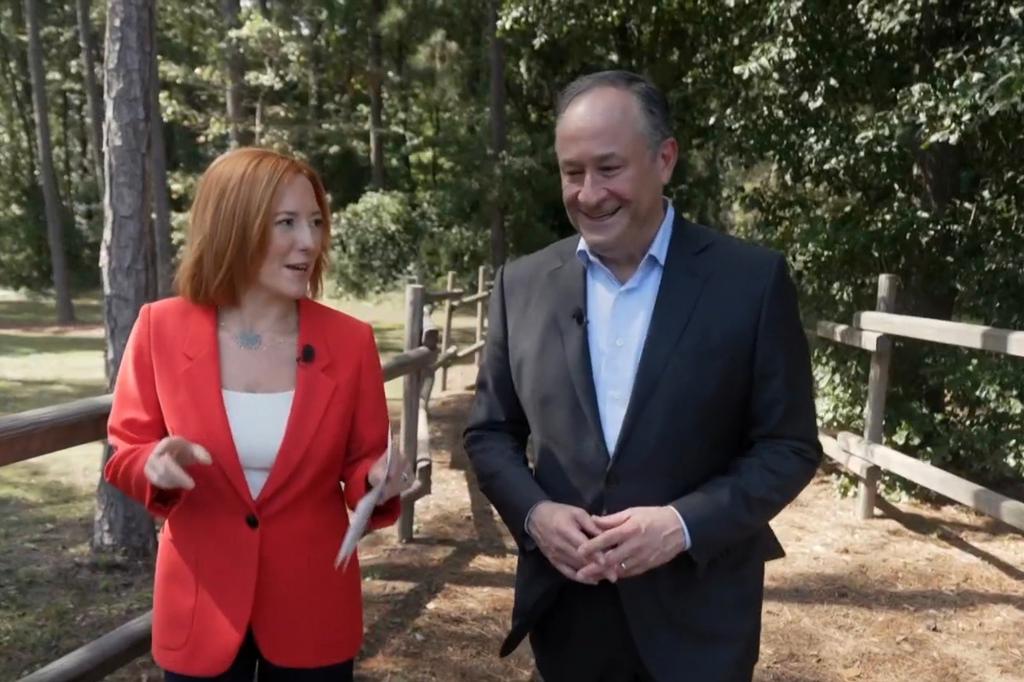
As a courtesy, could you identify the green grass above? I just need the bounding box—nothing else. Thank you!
[0,449,154,679]
[0,287,482,679]
[0,289,109,417]
[0,289,104,327]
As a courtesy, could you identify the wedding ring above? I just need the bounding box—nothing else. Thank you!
[619,561,628,572]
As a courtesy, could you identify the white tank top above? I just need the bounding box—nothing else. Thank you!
[222,389,294,499]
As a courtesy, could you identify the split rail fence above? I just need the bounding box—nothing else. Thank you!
[814,273,1024,533]
[5,268,1023,680]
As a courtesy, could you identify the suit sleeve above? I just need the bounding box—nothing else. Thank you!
[104,304,181,517]
[341,323,399,530]
[463,265,548,550]
[672,254,822,570]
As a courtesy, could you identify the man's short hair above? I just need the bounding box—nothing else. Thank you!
[555,70,672,148]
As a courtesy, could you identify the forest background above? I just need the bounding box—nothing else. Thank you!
[1,0,1022,518]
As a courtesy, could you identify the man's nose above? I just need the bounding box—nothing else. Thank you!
[577,172,604,207]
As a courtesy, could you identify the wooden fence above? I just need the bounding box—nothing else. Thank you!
[814,273,1024,533]
[9,267,1023,679]
[0,269,492,682]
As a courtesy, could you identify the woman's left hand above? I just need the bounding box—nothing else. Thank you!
[367,434,412,504]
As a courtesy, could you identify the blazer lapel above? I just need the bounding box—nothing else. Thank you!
[613,218,714,457]
[180,304,255,508]
[549,251,611,460]
[257,298,336,503]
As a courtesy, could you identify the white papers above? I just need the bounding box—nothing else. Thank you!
[334,424,392,570]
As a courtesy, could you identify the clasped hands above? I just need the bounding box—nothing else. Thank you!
[526,501,686,584]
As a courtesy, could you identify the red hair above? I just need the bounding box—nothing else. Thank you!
[175,147,331,305]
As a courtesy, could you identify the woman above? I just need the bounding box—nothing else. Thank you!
[104,147,409,680]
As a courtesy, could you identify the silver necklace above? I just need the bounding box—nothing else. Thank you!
[218,319,297,352]
[233,328,266,351]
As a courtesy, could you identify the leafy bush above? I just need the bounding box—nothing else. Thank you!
[330,190,421,297]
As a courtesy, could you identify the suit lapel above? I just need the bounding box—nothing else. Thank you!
[613,218,713,458]
[257,298,336,503]
[180,304,255,508]
[549,252,611,460]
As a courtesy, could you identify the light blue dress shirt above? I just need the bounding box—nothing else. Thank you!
[577,205,673,455]
[575,201,691,549]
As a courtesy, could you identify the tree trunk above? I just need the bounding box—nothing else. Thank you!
[394,24,414,189]
[487,0,506,266]
[95,0,156,558]
[6,0,38,179]
[75,90,96,222]
[368,0,385,188]
[24,0,75,324]
[900,139,962,416]
[890,3,964,422]
[431,103,439,187]
[306,14,322,121]
[254,92,263,145]
[0,50,22,179]
[75,0,104,190]
[60,88,72,202]
[150,16,172,299]
[220,0,248,147]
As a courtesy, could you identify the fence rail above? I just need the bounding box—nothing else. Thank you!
[854,311,1024,358]
[438,266,490,391]
[16,614,152,682]
[3,268,493,682]
[0,396,112,467]
[836,431,1024,531]
[7,267,1022,680]
[814,273,1024,531]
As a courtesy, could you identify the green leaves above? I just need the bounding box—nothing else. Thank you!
[725,0,1024,492]
[1,0,1020,493]
[331,190,421,297]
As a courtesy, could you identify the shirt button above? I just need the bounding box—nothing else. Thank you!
[245,513,259,529]
[615,338,624,347]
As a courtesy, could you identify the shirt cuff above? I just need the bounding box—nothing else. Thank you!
[522,501,542,551]
[668,505,692,551]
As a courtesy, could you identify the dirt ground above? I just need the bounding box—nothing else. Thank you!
[6,371,1023,681]
[341,387,1024,682]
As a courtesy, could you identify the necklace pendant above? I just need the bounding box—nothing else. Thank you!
[236,330,263,351]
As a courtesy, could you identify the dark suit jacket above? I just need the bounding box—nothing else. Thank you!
[464,215,822,681]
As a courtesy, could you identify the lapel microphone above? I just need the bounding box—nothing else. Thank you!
[298,344,315,365]
[571,307,586,327]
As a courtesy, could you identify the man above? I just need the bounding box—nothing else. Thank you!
[463,70,821,682]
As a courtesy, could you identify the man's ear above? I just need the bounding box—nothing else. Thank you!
[658,137,679,184]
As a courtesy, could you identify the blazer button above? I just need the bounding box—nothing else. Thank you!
[245,513,259,529]
[606,472,619,487]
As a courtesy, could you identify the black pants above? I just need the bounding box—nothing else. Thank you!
[529,581,655,682]
[164,631,354,682]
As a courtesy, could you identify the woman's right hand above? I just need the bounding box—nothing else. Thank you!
[144,436,212,490]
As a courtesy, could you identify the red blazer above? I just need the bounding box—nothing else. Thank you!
[105,296,399,675]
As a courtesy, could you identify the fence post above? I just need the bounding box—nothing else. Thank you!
[475,265,487,368]
[857,273,898,520]
[440,270,455,391]
[398,283,425,542]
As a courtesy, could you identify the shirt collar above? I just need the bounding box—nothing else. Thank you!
[576,200,675,268]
